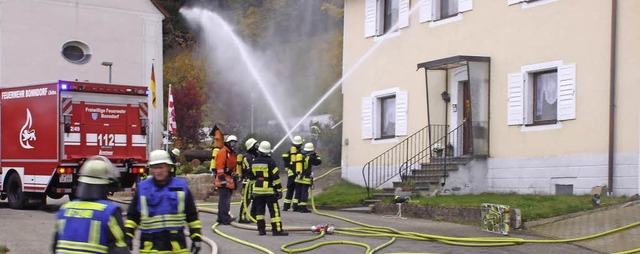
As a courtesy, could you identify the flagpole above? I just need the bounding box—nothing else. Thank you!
[166,84,172,151]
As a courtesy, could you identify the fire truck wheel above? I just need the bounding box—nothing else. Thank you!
[7,173,28,209]
[47,193,66,199]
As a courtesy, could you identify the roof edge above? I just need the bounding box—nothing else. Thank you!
[150,0,170,18]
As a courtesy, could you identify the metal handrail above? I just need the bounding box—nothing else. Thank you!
[362,121,468,197]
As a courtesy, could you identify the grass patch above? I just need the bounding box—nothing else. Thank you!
[0,245,9,254]
[408,193,627,221]
[311,182,629,222]
[313,181,380,208]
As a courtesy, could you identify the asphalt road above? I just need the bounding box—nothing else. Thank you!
[0,196,600,254]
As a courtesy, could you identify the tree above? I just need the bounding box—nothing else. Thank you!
[174,79,206,148]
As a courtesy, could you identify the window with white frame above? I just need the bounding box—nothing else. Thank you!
[507,61,576,126]
[364,0,410,37]
[419,0,473,23]
[362,89,408,139]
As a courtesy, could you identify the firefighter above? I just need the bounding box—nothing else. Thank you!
[169,148,181,177]
[282,135,303,211]
[294,142,322,213]
[52,156,129,254]
[238,137,259,223]
[125,150,202,254]
[214,135,238,225]
[249,141,289,236]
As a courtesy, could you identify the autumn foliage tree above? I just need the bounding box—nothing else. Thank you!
[173,79,205,148]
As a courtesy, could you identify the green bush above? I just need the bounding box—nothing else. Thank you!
[193,165,210,174]
[0,245,9,254]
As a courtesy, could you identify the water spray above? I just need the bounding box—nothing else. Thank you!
[272,3,424,150]
[180,8,294,140]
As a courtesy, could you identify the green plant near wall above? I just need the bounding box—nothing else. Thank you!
[0,245,9,254]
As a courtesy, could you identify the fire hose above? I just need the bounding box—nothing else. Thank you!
[113,166,640,254]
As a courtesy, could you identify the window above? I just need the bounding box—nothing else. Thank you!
[419,0,473,23]
[364,0,410,37]
[383,0,400,33]
[380,96,396,138]
[61,41,91,64]
[507,61,576,127]
[532,70,557,125]
[362,88,408,140]
[436,0,458,20]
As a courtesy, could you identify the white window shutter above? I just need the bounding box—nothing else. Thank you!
[364,0,377,37]
[458,0,473,13]
[398,0,410,29]
[395,91,408,136]
[419,0,432,23]
[507,0,524,5]
[362,97,373,139]
[507,73,524,125]
[557,63,576,121]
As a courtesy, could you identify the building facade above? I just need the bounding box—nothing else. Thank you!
[0,0,166,149]
[341,0,640,196]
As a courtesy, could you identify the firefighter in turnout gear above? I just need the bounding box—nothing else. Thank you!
[294,143,322,213]
[238,137,259,223]
[249,141,289,236]
[125,150,203,254]
[282,135,303,211]
[214,135,238,225]
[52,156,129,254]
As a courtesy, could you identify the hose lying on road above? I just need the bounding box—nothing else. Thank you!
[114,166,640,253]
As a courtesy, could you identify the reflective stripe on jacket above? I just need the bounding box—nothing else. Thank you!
[214,146,236,189]
[250,154,282,196]
[136,178,188,233]
[55,200,125,253]
[295,153,322,185]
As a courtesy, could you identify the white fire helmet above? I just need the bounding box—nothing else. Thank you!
[78,156,118,185]
[226,135,238,143]
[258,141,272,154]
[292,135,303,145]
[171,148,180,156]
[148,150,174,166]
[245,138,258,150]
[303,142,315,152]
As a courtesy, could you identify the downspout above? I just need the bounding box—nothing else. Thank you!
[423,68,432,156]
[607,0,617,196]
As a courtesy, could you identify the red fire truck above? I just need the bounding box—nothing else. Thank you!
[0,81,149,209]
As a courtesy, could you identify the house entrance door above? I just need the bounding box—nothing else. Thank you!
[462,81,473,155]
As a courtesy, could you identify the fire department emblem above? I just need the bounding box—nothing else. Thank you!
[91,112,99,121]
[20,109,36,149]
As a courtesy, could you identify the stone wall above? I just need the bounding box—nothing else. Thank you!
[372,203,482,224]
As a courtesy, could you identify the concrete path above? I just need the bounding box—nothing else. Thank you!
[528,202,640,253]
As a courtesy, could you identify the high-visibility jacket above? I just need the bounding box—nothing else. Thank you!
[281,145,302,177]
[132,178,196,233]
[54,200,127,253]
[250,153,283,196]
[295,152,322,185]
[125,178,202,247]
[214,146,236,189]
[241,149,258,184]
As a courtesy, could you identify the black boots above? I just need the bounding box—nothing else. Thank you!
[283,203,290,211]
[292,204,299,212]
[257,220,266,236]
[298,206,311,213]
[271,222,289,236]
